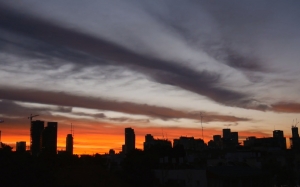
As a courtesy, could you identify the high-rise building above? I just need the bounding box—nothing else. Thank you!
[273,130,286,149]
[290,126,300,150]
[222,129,231,140]
[292,126,299,138]
[273,130,284,138]
[222,129,239,149]
[30,120,44,156]
[230,132,239,145]
[16,141,26,152]
[124,127,135,154]
[66,134,73,155]
[42,122,58,155]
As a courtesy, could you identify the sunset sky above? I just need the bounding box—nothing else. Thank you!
[0,1,300,154]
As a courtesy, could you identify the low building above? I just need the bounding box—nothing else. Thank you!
[144,134,172,151]
[173,136,206,151]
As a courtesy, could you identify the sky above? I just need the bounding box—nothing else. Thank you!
[0,0,300,154]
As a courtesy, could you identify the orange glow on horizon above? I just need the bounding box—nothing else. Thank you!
[1,120,274,154]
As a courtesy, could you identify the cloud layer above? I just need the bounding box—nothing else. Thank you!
[0,0,300,153]
[0,87,249,123]
[2,1,298,110]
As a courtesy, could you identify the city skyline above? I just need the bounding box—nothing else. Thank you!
[0,118,296,154]
[1,1,300,154]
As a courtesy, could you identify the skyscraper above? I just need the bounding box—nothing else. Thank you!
[42,122,58,155]
[230,132,239,145]
[125,127,135,154]
[30,120,44,156]
[222,129,231,140]
[66,134,73,155]
[273,130,286,149]
[222,129,239,148]
[292,126,299,138]
[273,130,284,138]
[290,126,300,150]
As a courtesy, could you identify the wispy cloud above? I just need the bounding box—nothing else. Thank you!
[0,3,274,110]
[271,103,300,114]
[0,87,250,123]
[0,1,300,150]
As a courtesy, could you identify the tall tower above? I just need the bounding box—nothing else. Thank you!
[222,129,231,140]
[125,127,135,154]
[292,126,299,138]
[66,134,73,155]
[42,122,58,155]
[230,132,239,145]
[273,130,286,149]
[290,126,300,150]
[273,130,284,138]
[66,124,74,155]
[30,120,44,156]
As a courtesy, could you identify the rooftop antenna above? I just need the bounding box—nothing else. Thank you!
[28,114,39,150]
[71,123,74,137]
[200,112,204,139]
[292,119,299,127]
[28,114,39,122]
[0,119,3,143]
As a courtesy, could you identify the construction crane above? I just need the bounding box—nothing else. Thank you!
[28,114,39,153]
[0,120,3,143]
[28,114,39,122]
[200,112,204,139]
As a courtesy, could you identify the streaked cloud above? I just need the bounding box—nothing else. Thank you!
[271,103,300,114]
[0,0,300,153]
[0,88,249,123]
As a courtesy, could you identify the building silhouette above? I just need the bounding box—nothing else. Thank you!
[16,141,26,152]
[222,129,239,149]
[123,127,135,154]
[66,134,73,155]
[273,130,284,138]
[222,129,231,140]
[243,136,257,147]
[143,134,172,151]
[243,130,287,150]
[290,126,300,150]
[231,132,239,145]
[173,136,205,151]
[30,120,44,156]
[213,135,222,148]
[273,130,286,149]
[42,122,57,155]
[292,126,299,138]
